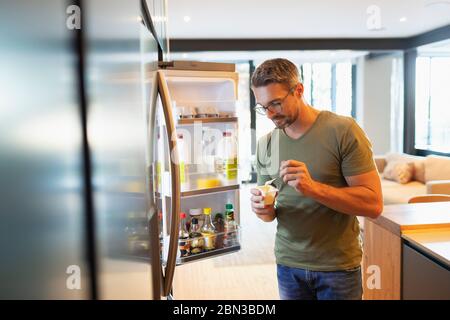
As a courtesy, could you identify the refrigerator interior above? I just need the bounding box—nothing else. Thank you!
[154,66,242,270]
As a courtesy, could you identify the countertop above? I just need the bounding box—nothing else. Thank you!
[368,202,450,236]
[367,202,450,268]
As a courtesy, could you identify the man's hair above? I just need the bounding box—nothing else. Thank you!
[251,58,300,89]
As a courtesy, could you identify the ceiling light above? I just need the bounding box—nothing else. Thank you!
[399,17,407,22]
[183,16,191,23]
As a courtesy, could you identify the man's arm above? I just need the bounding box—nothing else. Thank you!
[280,160,383,218]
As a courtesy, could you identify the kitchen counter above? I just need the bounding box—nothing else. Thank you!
[363,202,450,300]
[370,202,450,236]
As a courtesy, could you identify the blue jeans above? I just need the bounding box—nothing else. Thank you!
[277,264,363,300]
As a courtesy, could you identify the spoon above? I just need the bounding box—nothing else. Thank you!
[265,176,284,191]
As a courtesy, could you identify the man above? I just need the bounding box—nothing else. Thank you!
[250,58,383,300]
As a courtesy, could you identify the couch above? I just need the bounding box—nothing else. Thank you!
[374,153,450,205]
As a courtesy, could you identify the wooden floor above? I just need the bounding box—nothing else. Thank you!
[172,183,280,300]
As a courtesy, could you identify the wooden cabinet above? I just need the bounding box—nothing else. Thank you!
[363,220,401,299]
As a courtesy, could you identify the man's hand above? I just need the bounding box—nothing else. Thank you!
[250,188,277,222]
[280,159,383,218]
[279,160,318,197]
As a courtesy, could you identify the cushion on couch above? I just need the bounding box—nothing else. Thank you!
[376,153,450,205]
[385,153,425,183]
[425,155,450,182]
[383,160,415,184]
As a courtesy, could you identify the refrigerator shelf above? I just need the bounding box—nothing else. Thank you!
[177,116,237,125]
[176,244,241,266]
[154,184,239,198]
[181,184,240,197]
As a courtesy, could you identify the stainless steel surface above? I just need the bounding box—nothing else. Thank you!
[145,55,163,300]
[157,71,181,297]
[0,0,89,299]
[85,0,159,299]
[143,0,169,56]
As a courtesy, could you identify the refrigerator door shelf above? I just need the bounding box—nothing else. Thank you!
[173,100,237,119]
[176,244,241,266]
[180,184,240,198]
[177,117,238,125]
[155,184,240,198]
[161,227,242,266]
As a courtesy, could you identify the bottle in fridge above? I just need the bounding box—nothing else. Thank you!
[215,130,238,185]
[213,213,225,249]
[177,133,189,191]
[189,217,204,255]
[200,207,216,251]
[223,203,238,247]
[178,212,190,258]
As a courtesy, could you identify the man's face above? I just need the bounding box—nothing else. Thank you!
[253,83,301,129]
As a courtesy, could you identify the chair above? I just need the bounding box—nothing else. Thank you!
[408,194,450,204]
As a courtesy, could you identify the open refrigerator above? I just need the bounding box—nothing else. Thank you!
[145,61,242,298]
[86,1,241,300]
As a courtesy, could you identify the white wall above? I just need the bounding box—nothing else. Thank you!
[356,54,399,155]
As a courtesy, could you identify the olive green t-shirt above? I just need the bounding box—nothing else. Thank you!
[256,111,376,271]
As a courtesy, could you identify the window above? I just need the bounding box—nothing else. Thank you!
[312,62,332,110]
[335,62,353,117]
[300,61,353,117]
[415,56,450,153]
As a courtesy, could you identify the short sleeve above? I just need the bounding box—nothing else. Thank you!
[340,119,376,177]
[256,133,272,185]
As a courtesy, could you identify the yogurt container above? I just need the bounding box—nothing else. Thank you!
[256,184,278,205]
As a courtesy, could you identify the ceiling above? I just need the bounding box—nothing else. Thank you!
[167,0,450,39]
[170,50,370,63]
[2,0,448,45]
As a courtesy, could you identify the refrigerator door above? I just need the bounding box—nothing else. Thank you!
[153,71,182,297]
[156,64,242,299]
[0,1,90,298]
[84,0,161,299]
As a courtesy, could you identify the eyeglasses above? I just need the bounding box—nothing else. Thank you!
[253,86,295,116]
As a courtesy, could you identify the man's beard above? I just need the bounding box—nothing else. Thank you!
[272,116,290,129]
[272,109,299,129]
